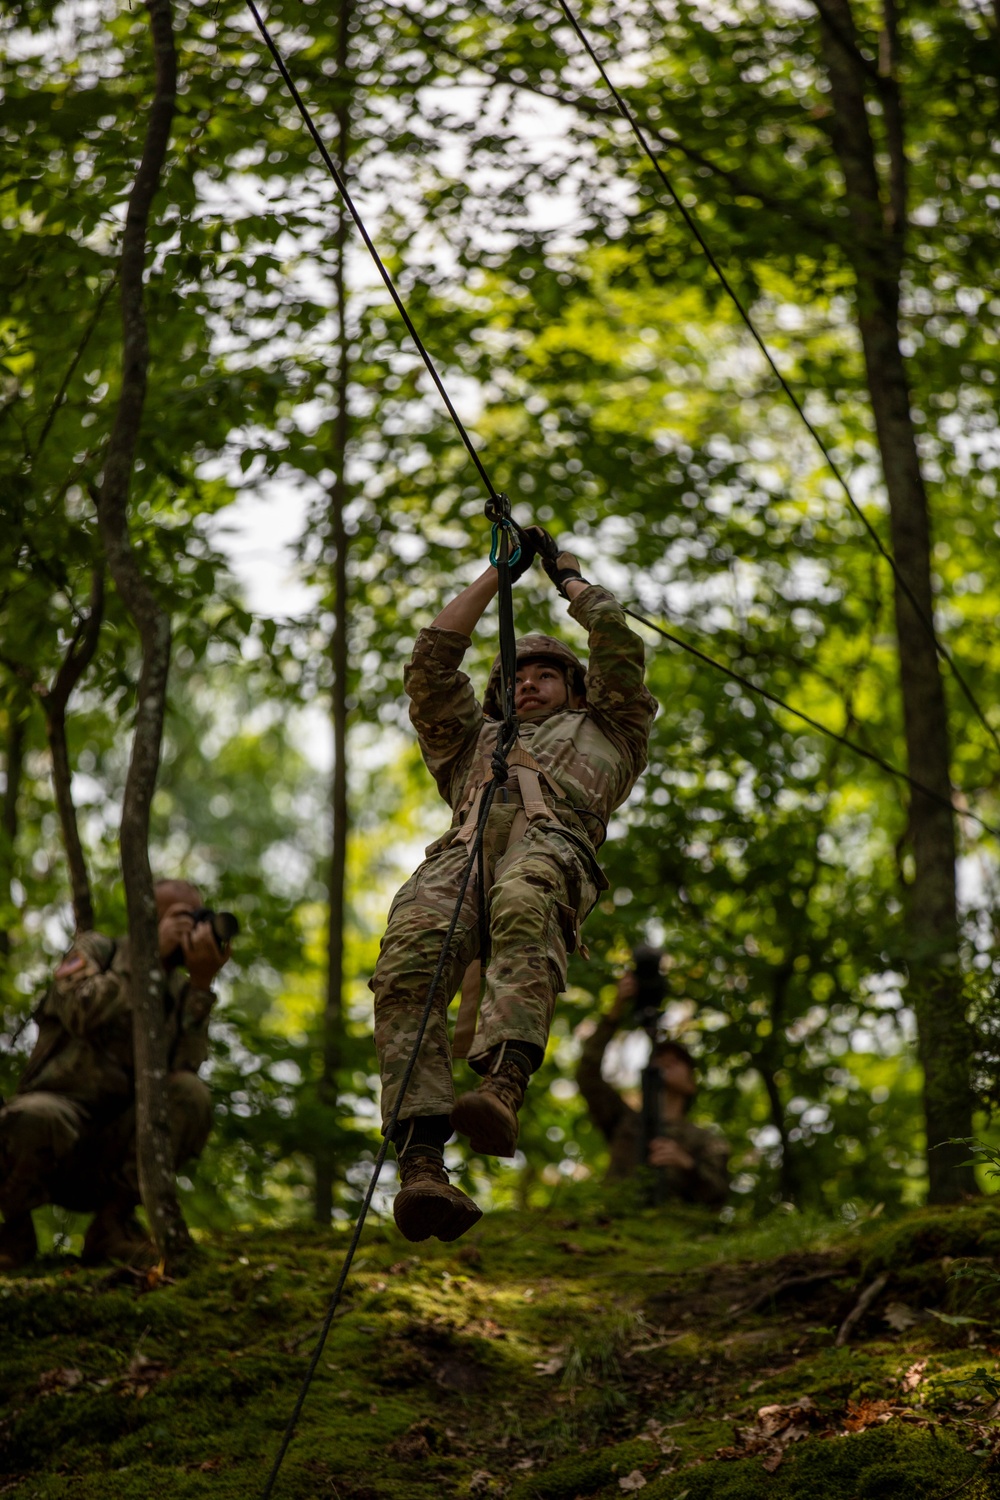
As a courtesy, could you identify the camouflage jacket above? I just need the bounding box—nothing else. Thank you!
[577,1011,730,1209]
[17,931,216,1114]
[405,584,657,868]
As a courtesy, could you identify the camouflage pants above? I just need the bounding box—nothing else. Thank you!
[0,1072,212,1218]
[372,819,598,1130]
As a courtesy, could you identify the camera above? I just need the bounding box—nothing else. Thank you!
[167,907,239,969]
[631,944,665,1038]
[190,907,239,951]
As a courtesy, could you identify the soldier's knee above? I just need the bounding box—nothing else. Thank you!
[373,920,452,1001]
[167,1072,212,1167]
[490,874,553,937]
[0,1093,84,1160]
[0,1094,84,1214]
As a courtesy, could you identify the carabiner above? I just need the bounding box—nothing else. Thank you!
[490,520,522,570]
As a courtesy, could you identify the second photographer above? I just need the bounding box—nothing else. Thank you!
[576,954,730,1208]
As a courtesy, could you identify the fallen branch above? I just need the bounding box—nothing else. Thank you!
[835,1271,889,1348]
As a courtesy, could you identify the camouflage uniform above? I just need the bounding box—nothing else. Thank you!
[0,932,214,1222]
[576,1011,730,1208]
[373,583,657,1129]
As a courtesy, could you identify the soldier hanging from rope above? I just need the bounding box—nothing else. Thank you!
[371,526,657,1242]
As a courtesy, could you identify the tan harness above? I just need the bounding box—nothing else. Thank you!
[454,739,567,851]
[451,735,568,1059]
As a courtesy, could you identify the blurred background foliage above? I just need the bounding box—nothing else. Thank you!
[1,0,999,1236]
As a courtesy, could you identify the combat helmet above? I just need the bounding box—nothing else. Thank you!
[483,634,587,720]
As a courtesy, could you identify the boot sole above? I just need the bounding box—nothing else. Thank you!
[393,1188,483,1244]
[450,1093,518,1158]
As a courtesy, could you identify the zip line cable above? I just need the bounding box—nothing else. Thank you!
[243,0,504,513]
[554,0,1000,763]
[247,0,1000,774]
[243,0,999,839]
[240,21,528,1491]
[624,604,1000,840]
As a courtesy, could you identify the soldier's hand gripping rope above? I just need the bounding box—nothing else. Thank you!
[530,524,593,598]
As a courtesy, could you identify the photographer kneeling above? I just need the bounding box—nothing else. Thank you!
[576,965,730,1208]
[0,879,232,1270]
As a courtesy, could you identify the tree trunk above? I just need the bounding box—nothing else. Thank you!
[815,0,973,1200]
[95,0,192,1266]
[43,567,104,934]
[758,964,801,1205]
[0,704,25,964]
[315,0,353,1226]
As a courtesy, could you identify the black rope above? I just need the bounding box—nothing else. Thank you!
[243,0,503,511]
[478,522,521,964]
[259,711,519,1499]
[259,506,522,1496]
[555,0,1000,764]
[625,605,1000,841]
[494,517,519,731]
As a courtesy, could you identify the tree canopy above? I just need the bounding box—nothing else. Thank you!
[2,0,999,1237]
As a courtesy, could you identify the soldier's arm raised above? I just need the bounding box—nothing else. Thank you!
[430,566,499,636]
[567,584,657,780]
[575,1009,628,1142]
[406,576,492,807]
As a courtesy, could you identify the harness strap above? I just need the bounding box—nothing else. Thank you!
[452,736,572,1056]
[452,959,482,1060]
[455,738,567,848]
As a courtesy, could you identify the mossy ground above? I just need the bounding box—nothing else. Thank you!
[4,1197,1000,1499]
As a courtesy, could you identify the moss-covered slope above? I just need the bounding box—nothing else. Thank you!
[3,1199,1000,1499]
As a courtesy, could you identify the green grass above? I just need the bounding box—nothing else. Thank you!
[3,1198,1000,1498]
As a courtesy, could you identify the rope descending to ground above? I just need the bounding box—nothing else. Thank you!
[259,710,521,1498]
[256,510,521,1496]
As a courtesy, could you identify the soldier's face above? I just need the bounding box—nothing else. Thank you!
[155,881,201,920]
[657,1052,697,1100]
[515,661,568,721]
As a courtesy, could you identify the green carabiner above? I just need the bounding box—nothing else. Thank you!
[490,521,521,569]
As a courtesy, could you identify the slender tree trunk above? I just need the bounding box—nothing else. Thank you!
[758,964,801,1205]
[315,0,353,1225]
[0,705,25,963]
[815,0,973,1202]
[95,0,192,1266]
[43,567,104,933]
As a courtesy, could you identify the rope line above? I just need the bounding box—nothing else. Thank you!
[625,605,999,840]
[243,0,502,509]
[555,0,1000,762]
[259,708,519,1498]
[259,522,522,1497]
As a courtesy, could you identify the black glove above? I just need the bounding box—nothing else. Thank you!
[531,527,591,598]
[552,563,590,598]
[506,522,538,583]
[528,525,560,572]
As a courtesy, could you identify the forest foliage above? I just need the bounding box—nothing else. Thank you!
[1,0,999,1233]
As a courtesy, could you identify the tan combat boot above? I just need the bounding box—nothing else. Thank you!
[393,1146,482,1244]
[450,1044,530,1158]
[82,1202,156,1268]
[0,1214,38,1272]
